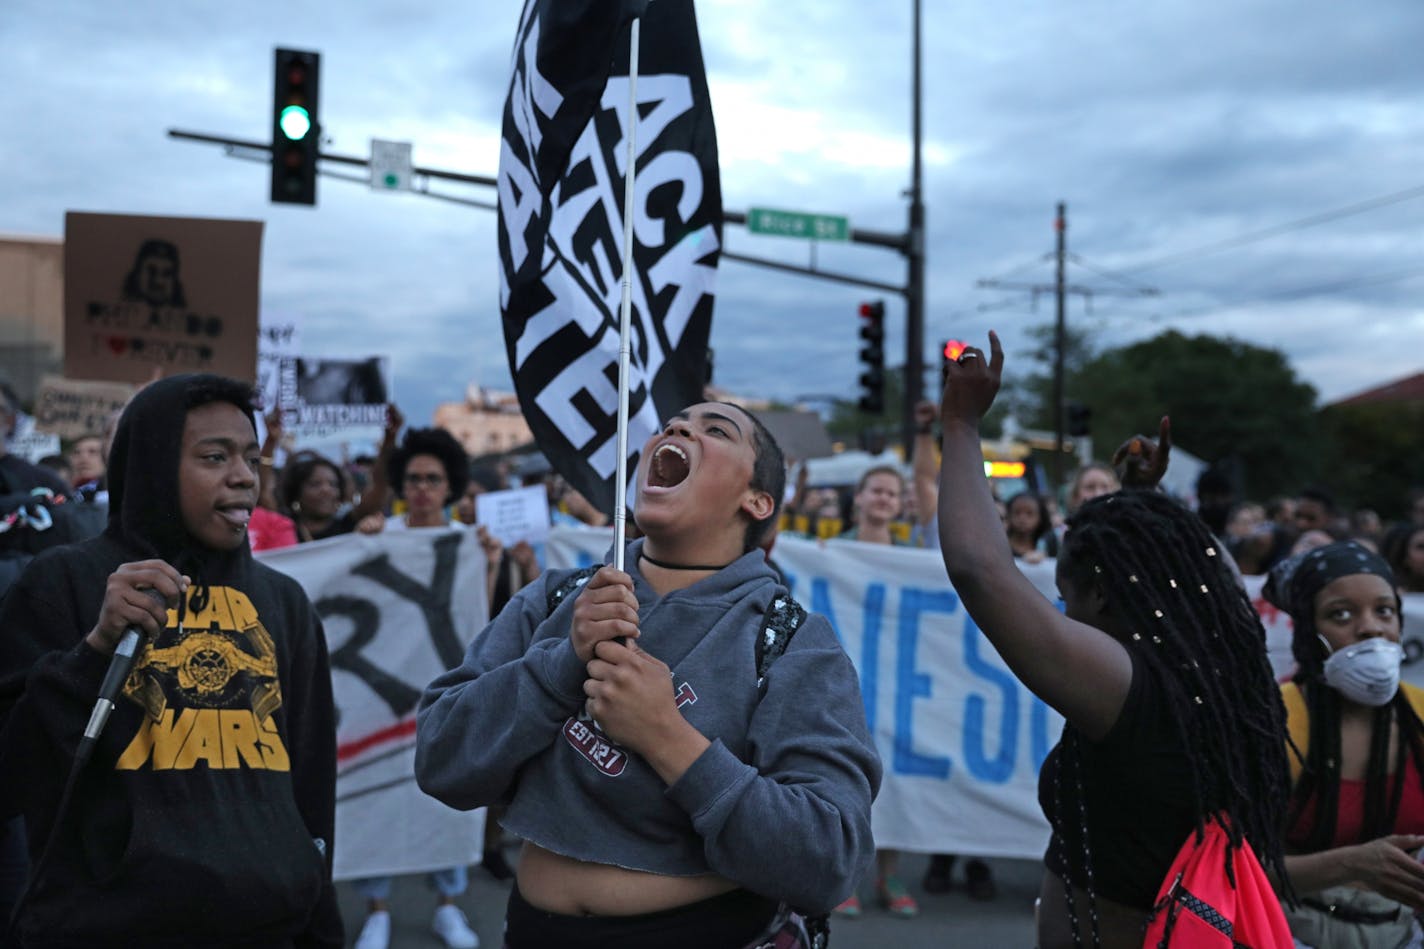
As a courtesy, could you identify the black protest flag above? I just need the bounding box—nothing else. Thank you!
[497,0,722,516]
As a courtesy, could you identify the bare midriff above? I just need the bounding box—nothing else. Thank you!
[516,841,739,916]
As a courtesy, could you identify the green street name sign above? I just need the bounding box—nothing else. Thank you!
[747,207,849,242]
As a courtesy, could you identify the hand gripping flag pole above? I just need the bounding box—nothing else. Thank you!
[611,17,641,573]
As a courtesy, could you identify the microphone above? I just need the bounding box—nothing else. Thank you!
[82,588,168,746]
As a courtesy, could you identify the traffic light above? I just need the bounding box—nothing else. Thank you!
[940,339,966,395]
[1067,401,1092,436]
[857,301,885,415]
[271,48,321,206]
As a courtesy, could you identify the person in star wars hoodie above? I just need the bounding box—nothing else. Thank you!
[417,402,882,949]
[0,374,341,949]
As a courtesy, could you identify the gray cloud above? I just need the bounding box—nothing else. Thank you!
[2,0,1420,438]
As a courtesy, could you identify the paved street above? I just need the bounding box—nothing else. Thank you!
[337,851,1040,948]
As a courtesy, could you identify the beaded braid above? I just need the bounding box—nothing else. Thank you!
[1053,491,1292,943]
[1051,728,1102,948]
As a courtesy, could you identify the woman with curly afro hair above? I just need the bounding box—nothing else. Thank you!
[380,426,470,530]
[351,423,484,949]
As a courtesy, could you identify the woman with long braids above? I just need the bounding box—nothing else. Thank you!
[936,333,1290,948]
[1264,541,1424,947]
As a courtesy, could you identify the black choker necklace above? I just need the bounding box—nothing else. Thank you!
[640,551,733,572]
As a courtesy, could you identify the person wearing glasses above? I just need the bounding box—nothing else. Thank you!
[380,427,470,532]
[351,424,482,949]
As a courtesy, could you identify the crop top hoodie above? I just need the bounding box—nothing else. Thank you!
[0,375,341,949]
[415,538,882,915]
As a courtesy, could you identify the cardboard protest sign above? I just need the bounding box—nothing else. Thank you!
[63,212,262,384]
[33,376,135,439]
[278,355,389,443]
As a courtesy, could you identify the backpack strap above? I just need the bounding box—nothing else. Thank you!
[546,564,600,614]
[1280,682,1310,785]
[546,569,809,683]
[756,594,808,687]
[1403,683,1424,726]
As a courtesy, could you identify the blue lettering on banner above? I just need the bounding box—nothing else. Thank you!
[962,613,1019,784]
[895,588,956,778]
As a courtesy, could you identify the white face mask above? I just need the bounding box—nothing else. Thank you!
[1322,638,1403,706]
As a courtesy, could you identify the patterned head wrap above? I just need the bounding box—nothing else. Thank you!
[1262,540,1400,675]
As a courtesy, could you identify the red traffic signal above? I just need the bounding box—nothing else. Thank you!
[857,301,886,414]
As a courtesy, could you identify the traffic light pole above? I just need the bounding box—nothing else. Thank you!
[168,129,498,188]
[174,0,930,444]
[722,0,927,452]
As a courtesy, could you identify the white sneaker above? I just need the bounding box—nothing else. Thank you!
[353,910,391,949]
[432,903,480,949]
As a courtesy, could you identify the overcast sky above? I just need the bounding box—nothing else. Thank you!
[3,0,1421,434]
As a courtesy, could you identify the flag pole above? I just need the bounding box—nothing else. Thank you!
[611,16,641,573]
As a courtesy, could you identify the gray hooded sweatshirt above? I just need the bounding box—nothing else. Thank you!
[415,538,880,914]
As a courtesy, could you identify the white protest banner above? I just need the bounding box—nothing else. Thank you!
[258,528,487,880]
[476,485,551,547]
[546,528,1424,857]
[33,376,135,439]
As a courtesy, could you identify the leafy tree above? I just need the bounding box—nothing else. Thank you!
[1318,401,1424,520]
[1069,331,1319,500]
[1003,321,1100,431]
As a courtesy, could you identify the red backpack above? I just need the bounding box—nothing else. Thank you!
[1142,817,1293,949]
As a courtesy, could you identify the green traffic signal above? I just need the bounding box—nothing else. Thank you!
[279,105,312,141]
[272,47,319,205]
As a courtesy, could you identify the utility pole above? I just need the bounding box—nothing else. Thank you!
[976,201,1159,492]
[1053,202,1067,487]
[904,0,927,455]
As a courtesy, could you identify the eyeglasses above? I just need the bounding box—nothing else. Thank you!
[404,473,447,487]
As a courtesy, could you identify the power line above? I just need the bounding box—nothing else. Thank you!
[1065,253,1158,294]
[1116,183,1424,274]
[978,252,1054,285]
[1094,264,1424,326]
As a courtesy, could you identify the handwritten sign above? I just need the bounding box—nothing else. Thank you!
[475,485,550,547]
[33,376,135,439]
[63,212,262,384]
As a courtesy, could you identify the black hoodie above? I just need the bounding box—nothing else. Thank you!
[0,374,342,948]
